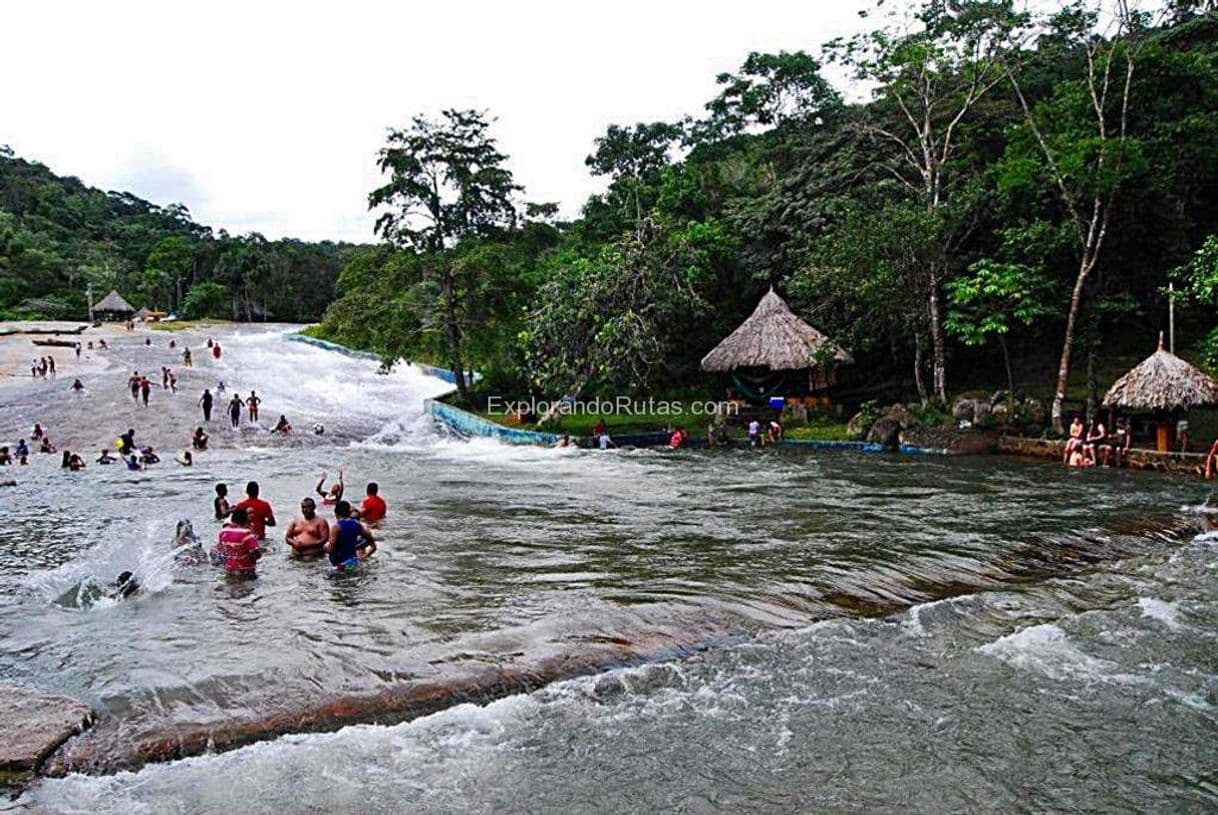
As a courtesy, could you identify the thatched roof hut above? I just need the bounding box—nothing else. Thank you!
[700,289,851,373]
[1102,334,1218,412]
[94,290,135,315]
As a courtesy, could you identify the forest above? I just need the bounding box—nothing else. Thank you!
[6,1,1218,432]
[0,148,350,323]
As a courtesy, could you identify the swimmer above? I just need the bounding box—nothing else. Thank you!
[358,482,387,525]
[39,436,56,454]
[140,377,151,407]
[124,453,141,471]
[326,500,376,572]
[183,347,192,367]
[118,428,136,456]
[0,447,10,465]
[175,450,193,466]
[316,470,344,505]
[270,415,292,435]
[139,446,160,465]
[214,483,232,520]
[31,423,44,440]
[215,508,262,579]
[15,439,29,458]
[285,497,330,555]
[96,448,117,464]
[192,427,209,450]
[70,378,85,393]
[113,571,139,600]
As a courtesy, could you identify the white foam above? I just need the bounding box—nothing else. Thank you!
[977,623,1147,685]
[1137,597,1181,629]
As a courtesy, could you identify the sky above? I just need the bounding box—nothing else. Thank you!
[1,1,871,243]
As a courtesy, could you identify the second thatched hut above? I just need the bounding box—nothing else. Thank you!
[700,289,851,406]
[1102,334,1218,451]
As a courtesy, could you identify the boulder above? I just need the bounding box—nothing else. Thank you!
[973,399,992,425]
[990,402,1010,426]
[900,426,999,455]
[1024,397,1047,426]
[0,684,94,772]
[885,403,921,429]
[951,397,976,422]
[866,417,902,447]
[846,411,870,438]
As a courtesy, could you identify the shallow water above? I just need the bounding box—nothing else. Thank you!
[2,326,1216,811]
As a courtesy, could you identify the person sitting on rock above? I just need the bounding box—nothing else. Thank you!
[1062,415,1085,465]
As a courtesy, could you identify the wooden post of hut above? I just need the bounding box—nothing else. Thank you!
[699,289,851,410]
[1102,333,1218,453]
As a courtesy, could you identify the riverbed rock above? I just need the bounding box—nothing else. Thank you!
[866,417,902,447]
[900,427,998,455]
[0,684,94,772]
[1024,398,1047,426]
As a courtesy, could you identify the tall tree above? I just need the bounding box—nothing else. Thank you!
[700,50,842,139]
[585,122,682,230]
[828,0,1025,403]
[369,109,521,400]
[1004,0,1151,430]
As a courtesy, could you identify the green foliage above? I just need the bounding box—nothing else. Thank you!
[182,280,230,320]
[946,260,1053,347]
[0,153,347,321]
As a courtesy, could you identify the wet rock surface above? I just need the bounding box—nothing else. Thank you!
[0,684,94,772]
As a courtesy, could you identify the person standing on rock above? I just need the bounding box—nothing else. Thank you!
[199,388,214,422]
[247,390,261,424]
[228,393,245,429]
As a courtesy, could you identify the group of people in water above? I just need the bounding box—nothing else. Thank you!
[210,476,387,578]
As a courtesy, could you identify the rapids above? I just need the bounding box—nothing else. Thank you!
[2,325,1216,810]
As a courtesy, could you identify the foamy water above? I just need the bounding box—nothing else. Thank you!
[3,325,1217,811]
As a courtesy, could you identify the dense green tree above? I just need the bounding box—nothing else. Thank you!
[368,109,521,400]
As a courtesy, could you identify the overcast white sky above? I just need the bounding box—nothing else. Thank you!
[1,1,871,243]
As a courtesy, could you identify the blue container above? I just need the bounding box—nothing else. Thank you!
[768,397,786,410]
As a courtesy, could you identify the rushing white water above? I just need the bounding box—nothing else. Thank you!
[3,325,1217,811]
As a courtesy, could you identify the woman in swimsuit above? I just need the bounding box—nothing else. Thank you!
[316,470,344,505]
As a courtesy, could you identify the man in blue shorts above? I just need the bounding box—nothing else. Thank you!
[325,500,376,572]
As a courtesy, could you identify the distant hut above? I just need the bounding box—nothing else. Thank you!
[94,290,136,322]
[701,289,851,406]
[1102,333,1218,452]
[133,307,152,322]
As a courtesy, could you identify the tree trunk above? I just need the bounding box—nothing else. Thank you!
[927,281,948,405]
[1085,345,1098,424]
[999,334,1015,406]
[914,337,928,404]
[1050,261,1092,433]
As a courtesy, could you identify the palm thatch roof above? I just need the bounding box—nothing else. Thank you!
[1102,334,1218,411]
[94,290,135,313]
[700,289,851,373]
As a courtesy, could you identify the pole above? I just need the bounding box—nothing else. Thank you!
[1169,282,1175,354]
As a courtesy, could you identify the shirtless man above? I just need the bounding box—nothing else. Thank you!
[285,497,330,555]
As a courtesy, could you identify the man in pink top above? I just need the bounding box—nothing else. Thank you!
[215,508,263,578]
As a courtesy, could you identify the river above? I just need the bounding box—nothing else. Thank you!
[2,325,1215,812]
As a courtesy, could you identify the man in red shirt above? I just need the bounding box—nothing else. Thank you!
[234,480,276,541]
[215,508,263,578]
[358,482,387,525]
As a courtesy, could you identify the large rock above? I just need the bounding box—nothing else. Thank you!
[885,403,921,429]
[900,426,998,455]
[951,397,976,422]
[866,417,902,447]
[846,411,871,438]
[0,684,94,772]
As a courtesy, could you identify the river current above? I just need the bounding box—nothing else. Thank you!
[2,326,1215,812]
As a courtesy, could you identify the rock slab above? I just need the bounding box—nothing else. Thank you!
[0,684,94,772]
